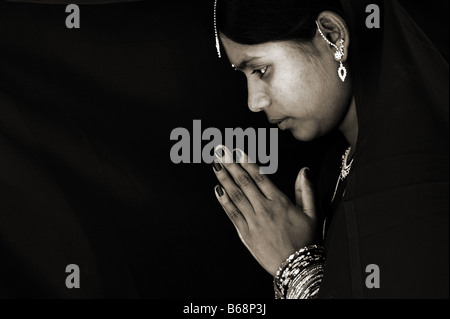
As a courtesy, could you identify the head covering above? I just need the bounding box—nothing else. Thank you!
[318,0,448,298]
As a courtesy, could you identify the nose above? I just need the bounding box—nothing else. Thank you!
[247,81,271,113]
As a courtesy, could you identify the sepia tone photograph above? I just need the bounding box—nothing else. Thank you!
[0,0,448,312]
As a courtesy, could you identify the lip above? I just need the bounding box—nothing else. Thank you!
[277,118,288,130]
[268,118,288,130]
[268,118,285,125]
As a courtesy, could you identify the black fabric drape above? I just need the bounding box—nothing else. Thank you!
[318,0,449,298]
[1,1,274,298]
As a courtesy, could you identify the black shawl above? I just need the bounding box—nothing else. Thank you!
[318,0,449,298]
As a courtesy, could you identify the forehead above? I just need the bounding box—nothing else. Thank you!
[220,34,293,66]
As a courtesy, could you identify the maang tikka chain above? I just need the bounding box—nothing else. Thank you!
[214,0,221,58]
[315,21,347,82]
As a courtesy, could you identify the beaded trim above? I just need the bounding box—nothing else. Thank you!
[340,146,353,181]
[214,0,221,58]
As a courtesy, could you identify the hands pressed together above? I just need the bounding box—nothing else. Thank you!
[212,145,320,277]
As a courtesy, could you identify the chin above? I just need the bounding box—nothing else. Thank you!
[290,127,318,142]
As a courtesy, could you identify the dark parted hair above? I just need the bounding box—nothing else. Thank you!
[216,0,345,45]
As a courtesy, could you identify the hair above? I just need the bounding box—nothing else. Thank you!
[216,0,345,46]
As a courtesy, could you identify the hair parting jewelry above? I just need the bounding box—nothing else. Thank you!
[214,0,221,58]
[315,21,347,82]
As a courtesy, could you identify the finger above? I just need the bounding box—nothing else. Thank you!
[214,185,248,235]
[213,156,255,219]
[294,168,316,220]
[233,148,283,200]
[215,145,264,206]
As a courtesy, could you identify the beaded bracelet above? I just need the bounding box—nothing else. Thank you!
[273,245,325,299]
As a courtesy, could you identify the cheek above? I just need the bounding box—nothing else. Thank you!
[270,58,346,121]
[299,63,347,122]
[269,72,314,114]
[276,74,325,118]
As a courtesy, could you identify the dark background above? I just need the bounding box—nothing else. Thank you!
[0,0,448,298]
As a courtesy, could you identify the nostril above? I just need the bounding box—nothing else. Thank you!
[248,102,260,112]
[248,95,270,112]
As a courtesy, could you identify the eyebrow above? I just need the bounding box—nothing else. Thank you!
[233,57,262,70]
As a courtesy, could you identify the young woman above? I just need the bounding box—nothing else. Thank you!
[211,0,448,298]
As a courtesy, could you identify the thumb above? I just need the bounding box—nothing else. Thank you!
[294,168,316,219]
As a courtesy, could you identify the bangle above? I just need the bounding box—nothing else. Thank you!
[273,245,325,299]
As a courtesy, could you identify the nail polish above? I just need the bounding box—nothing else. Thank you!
[215,148,225,159]
[233,149,243,163]
[213,161,222,172]
[215,185,224,197]
[304,168,311,179]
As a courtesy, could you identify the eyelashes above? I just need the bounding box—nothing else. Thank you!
[231,64,269,79]
[251,66,268,78]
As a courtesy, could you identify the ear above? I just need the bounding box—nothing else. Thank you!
[315,11,350,62]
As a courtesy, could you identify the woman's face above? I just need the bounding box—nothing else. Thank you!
[220,34,353,141]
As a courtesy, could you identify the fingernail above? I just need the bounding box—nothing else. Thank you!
[215,185,224,197]
[233,149,243,163]
[215,147,225,160]
[213,161,222,172]
[304,168,310,179]
[232,149,240,162]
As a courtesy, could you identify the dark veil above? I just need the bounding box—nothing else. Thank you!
[318,0,448,298]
